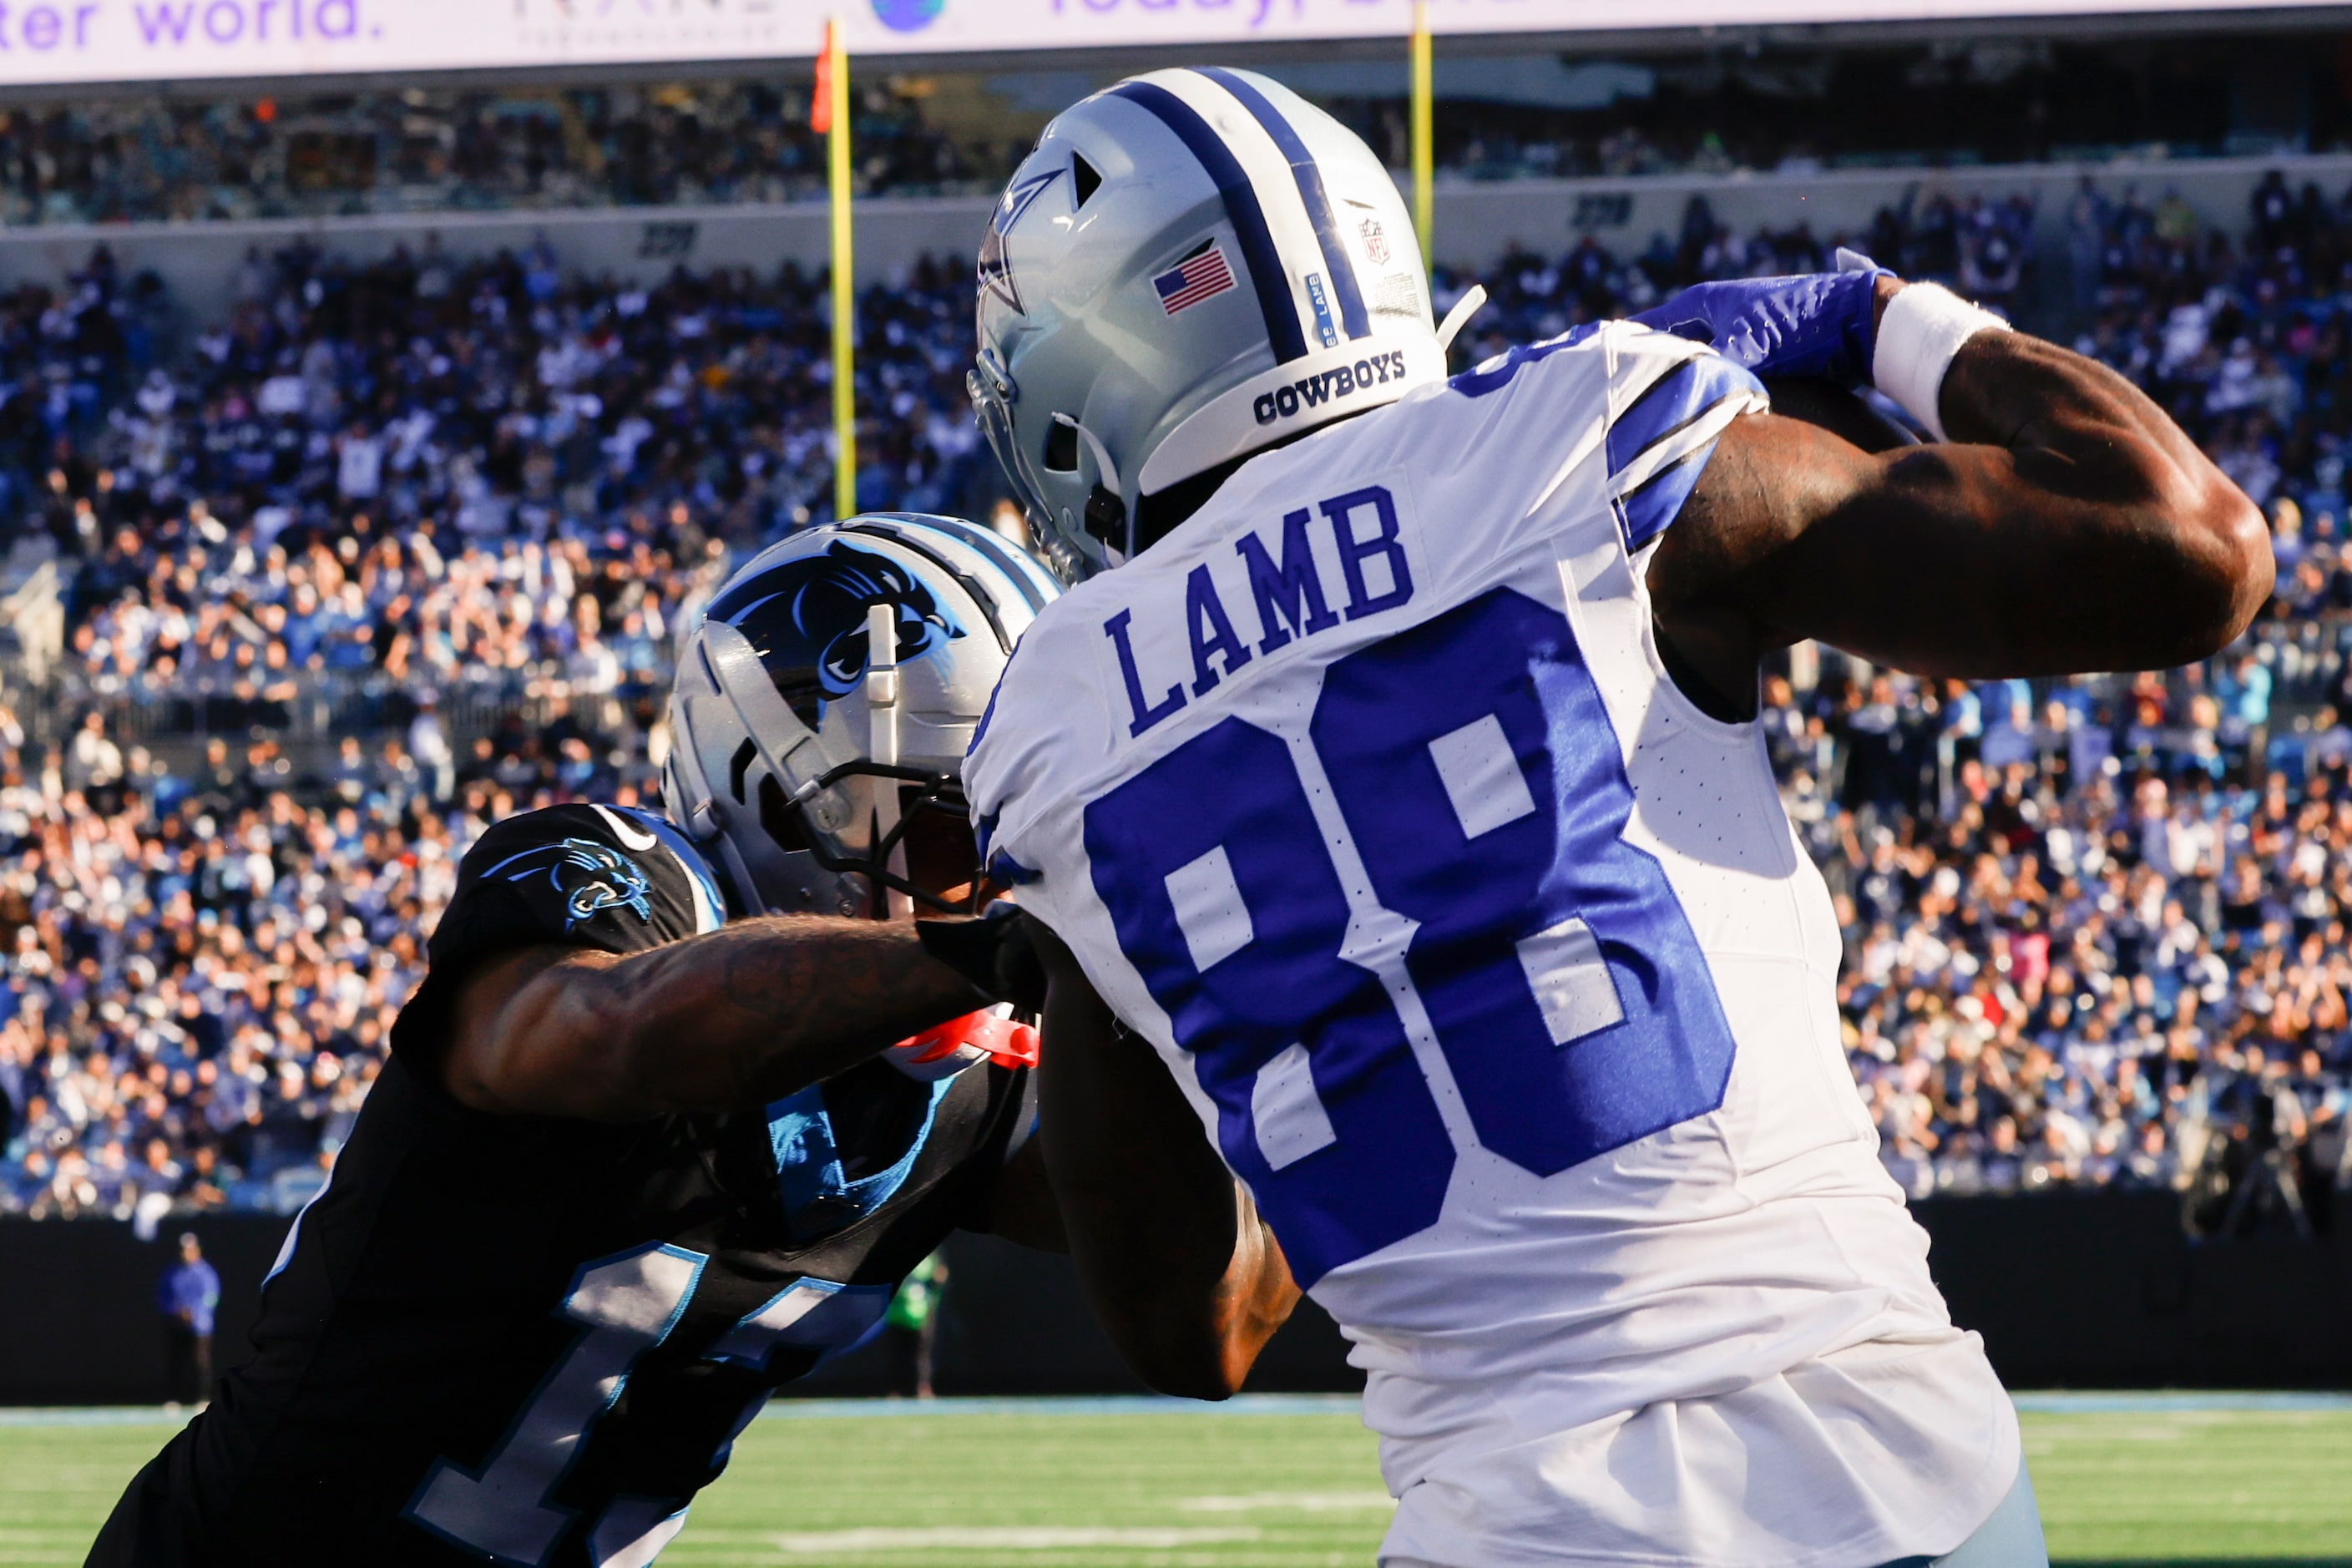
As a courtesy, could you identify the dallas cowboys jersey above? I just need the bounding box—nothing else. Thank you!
[965,323,2018,1567]
[91,802,1031,1568]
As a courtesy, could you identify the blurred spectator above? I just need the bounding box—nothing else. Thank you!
[158,1231,218,1408]
[883,1252,948,1401]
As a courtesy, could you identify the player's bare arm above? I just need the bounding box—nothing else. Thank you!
[441,917,989,1120]
[1031,921,1298,1400]
[1650,276,2271,711]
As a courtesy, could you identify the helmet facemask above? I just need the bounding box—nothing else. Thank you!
[755,761,989,919]
[970,352,1130,581]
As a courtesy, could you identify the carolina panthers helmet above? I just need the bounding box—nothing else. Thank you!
[971,67,1448,579]
[662,513,1060,919]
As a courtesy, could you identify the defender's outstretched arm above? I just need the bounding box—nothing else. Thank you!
[1031,921,1299,1400]
[440,918,988,1120]
[1650,281,2271,698]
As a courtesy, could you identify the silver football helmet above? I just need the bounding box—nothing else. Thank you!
[662,513,1060,918]
[970,66,1449,579]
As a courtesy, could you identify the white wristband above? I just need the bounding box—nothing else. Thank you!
[1871,283,2010,443]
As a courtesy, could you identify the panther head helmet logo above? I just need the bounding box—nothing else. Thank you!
[706,541,963,724]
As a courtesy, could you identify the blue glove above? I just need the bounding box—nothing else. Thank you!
[1631,250,1892,383]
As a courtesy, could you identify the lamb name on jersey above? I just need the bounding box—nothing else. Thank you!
[968,323,2019,1567]
[91,802,1032,1568]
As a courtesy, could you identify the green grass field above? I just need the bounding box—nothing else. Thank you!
[2,1394,2348,1565]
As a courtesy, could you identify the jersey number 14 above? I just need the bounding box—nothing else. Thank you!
[1085,588,1738,1284]
[405,1245,886,1565]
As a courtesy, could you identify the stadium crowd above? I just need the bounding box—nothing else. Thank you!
[0,699,674,1222]
[5,238,989,564]
[0,37,2309,228]
[0,82,997,225]
[5,168,2352,1223]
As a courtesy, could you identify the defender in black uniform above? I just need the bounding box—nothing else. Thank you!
[84,517,1265,1567]
[91,797,1050,1567]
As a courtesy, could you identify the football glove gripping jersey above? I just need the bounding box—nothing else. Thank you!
[914,903,1048,1014]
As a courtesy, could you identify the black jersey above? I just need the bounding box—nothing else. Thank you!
[92,803,1031,1568]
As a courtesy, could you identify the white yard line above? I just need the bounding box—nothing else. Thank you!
[1180,1492,1395,1513]
[764,1525,1262,1553]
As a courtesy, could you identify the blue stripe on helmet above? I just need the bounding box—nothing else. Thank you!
[1110,79,1311,366]
[1196,67,1371,343]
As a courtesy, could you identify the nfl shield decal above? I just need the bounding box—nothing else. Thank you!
[1361,217,1391,266]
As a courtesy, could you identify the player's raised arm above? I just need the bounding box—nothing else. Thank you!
[438,917,989,1120]
[1029,920,1298,1400]
[1641,272,2270,706]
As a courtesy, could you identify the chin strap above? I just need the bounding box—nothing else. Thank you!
[1436,285,1488,353]
[1084,487,1128,564]
[1057,413,1133,563]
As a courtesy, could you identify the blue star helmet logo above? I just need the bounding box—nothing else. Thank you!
[978,166,1065,318]
[486,837,655,932]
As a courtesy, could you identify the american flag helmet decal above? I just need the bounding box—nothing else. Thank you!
[1153,241,1237,316]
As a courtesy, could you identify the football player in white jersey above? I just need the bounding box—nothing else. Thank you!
[960,68,2269,1568]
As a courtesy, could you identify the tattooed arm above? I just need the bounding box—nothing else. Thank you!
[438,918,989,1119]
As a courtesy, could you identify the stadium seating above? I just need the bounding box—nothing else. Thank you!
[2,171,2348,1223]
[0,83,991,225]
[0,37,2311,227]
